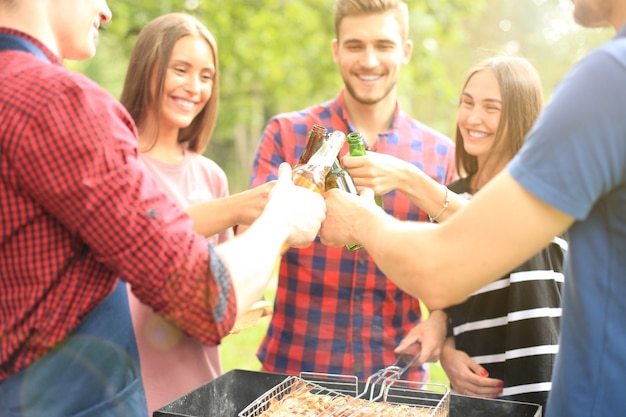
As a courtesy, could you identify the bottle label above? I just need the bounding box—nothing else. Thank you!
[307,153,326,167]
[293,174,323,194]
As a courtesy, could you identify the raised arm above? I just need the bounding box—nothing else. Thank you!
[216,163,325,318]
[319,169,573,310]
[341,152,465,223]
[186,181,276,237]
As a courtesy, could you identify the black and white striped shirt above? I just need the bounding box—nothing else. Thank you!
[445,177,567,409]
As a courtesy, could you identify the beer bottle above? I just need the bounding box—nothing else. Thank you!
[331,158,363,250]
[347,131,385,210]
[292,130,346,195]
[325,156,363,251]
[347,131,367,157]
[321,134,363,251]
[325,159,358,195]
[282,130,345,254]
[296,124,327,167]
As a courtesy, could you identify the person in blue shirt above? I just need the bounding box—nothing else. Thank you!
[319,1,626,416]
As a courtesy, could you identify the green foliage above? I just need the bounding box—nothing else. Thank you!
[76,0,488,192]
[76,0,612,194]
[62,0,616,388]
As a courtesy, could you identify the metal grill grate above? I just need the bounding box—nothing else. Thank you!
[238,356,450,416]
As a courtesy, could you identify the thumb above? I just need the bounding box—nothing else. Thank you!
[277,162,293,183]
[401,342,423,359]
[360,187,375,200]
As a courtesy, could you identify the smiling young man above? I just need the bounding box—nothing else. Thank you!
[245,0,456,382]
[0,1,326,416]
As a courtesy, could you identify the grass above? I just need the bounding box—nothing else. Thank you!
[219,313,271,372]
[219,280,275,373]
[219,277,450,387]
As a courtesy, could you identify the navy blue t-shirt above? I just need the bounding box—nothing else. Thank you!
[509,24,626,417]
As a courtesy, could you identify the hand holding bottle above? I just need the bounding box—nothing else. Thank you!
[343,141,415,201]
[319,187,380,248]
[264,162,326,249]
[325,159,361,250]
[344,132,385,209]
[291,130,347,194]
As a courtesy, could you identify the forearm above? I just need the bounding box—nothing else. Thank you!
[427,309,448,328]
[186,198,238,237]
[439,336,456,371]
[352,172,571,310]
[186,182,274,238]
[397,163,467,223]
[353,214,456,308]
[214,202,288,320]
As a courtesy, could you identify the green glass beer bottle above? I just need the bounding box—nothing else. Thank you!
[347,131,385,210]
[325,158,358,195]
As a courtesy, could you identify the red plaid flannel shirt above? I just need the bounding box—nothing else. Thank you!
[250,90,456,381]
[0,29,236,380]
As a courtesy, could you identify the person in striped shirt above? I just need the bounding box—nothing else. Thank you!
[348,56,566,409]
[438,57,565,409]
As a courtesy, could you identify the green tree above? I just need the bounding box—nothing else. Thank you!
[71,0,487,192]
[72,0,610,193]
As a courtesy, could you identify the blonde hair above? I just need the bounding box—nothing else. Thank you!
[120,12,219,153]
[334,0,410,40]
[455,56,544,181]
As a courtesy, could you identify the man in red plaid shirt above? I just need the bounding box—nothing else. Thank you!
[247,0,456,382]
[0,1,325,416]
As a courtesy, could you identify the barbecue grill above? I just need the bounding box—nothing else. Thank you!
[238,374,448,416]
[154,369,542,417]
[238,355,449,416]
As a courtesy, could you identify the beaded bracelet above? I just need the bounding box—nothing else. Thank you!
[428,185,450,223]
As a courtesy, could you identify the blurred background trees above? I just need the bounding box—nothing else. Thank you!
[70,0,612,193]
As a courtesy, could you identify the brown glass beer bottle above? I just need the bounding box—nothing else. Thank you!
[296,124,327,168]
[292,130,347,194]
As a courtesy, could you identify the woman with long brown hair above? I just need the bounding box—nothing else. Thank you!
[393,56,566,409]
[120,13,274,413]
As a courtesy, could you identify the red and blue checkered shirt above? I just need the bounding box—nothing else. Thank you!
[250,90,456,381]
[0,29,236,381]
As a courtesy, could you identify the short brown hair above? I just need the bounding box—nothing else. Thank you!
[120,12,219,153]
[455,56,544,180]
[334,0,410,40]
[0,0,18,9]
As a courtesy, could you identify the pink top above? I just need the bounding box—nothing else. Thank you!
[129,149,233,413]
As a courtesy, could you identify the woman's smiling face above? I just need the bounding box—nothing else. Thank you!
[157,35,215,132]
[456,69,504,162]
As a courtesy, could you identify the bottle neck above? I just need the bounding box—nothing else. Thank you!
[308,131,345,167]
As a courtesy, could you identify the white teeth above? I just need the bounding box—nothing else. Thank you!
[468,130,489,138]
[173,98,195,111]
[359,74,381,81]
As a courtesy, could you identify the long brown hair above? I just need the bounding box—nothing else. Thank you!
[120,12,219,153]
[455,56,543,185]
